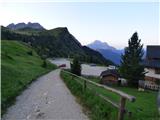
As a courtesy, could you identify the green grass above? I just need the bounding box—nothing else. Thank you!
[84,76,101,83]
[61,71,160,120]
[84,76,159,120]
[1,40,57,115]
[61,70,118,120]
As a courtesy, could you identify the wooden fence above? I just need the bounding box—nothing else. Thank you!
[62,70,136,120]
[139,80,160,90]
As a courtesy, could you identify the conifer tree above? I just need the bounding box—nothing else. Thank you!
[119,32,145,87]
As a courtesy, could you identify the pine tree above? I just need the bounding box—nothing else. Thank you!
[119,32,145,87]
[71,56,81,76]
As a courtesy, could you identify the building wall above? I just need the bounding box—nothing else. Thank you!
[145,68,160,85]
[101,76,118,85]
[145,68,160,78]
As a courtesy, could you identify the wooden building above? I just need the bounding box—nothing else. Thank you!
[142,46,160,90]
[100,69,120,85]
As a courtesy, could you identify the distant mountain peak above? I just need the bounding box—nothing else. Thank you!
[7,22,45,30]
[94,40,106,43]
[87,40,124,65]
[87,40,116,51]
[28,22,32,24]
[94,40,101,42]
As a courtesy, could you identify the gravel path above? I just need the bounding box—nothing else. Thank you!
[2,69,89,120]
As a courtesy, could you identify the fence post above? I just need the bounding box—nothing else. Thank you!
[71,75,74,80]
[83,80,87,91]
[118,97,126,120]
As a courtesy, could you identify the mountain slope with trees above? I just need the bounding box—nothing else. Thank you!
[1,25,113,65]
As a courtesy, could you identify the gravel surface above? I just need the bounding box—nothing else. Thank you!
[50,58,71,69]
[2,69,89,120]
[51,58,108,76]
[81,64,108,76]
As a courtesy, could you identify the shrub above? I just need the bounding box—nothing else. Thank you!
[71,56,81,76]
[4,52,14,60]
[27,51,33,56]
[42,60,47,68]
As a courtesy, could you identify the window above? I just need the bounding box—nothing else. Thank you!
[155,68,160,74]
[155,78,160,85]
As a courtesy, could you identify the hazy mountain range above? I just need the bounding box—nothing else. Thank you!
[7,22,45,30]
[87,40,123,65]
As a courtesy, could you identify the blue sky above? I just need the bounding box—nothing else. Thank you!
[0,1,159,49]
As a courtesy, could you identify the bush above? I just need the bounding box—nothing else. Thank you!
[4,52,14,60]
[27,51,33,56]
[71,56,81,76]
[42,60,47,68]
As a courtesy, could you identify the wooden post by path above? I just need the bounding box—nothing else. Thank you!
[83,80,87,91]
[71,75,74,80]
[118,97,126,120]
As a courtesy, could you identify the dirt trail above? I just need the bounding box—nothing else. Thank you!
[2,69,89,120]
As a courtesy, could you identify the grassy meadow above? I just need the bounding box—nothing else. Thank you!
[1,40,57,115]
[61,70,159,120]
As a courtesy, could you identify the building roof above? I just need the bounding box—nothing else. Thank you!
[142,59,160,69]
[100,69,120,77]
[146,46,160,59]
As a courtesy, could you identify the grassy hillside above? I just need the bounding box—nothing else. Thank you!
[61,71,159,120]
[1,40,57,114]
[84,76,159,120]
[1,26,113,65]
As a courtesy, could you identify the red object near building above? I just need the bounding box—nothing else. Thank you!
[58,64,66,68]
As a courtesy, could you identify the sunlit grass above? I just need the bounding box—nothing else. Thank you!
[61,70,159,120]
[1,40,57,115]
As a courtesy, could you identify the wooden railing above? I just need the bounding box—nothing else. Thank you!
[62,70,136,120]
[139,80,160,90]
[145,84,160,90]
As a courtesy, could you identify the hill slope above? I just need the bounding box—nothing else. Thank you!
[96,49,122,65]
[1,40,56,114]
[2,26,113,65]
